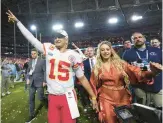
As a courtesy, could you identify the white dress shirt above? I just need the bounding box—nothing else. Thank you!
[89,57,96,70]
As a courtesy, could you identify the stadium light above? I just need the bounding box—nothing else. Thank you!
[30,25,37,31]
[52,24,63,30]
[30,25,37,39]
[131,15,143,21]
[108,17,118,24]
[75,22,84,28]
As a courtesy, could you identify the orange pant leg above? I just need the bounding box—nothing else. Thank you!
[98,100,118,123]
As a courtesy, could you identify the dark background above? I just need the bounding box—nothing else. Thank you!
[1,0,162,57]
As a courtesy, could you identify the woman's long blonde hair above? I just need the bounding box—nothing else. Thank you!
[93,41,129,86]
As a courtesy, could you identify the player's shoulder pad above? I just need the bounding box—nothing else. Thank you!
[43,42,51,48]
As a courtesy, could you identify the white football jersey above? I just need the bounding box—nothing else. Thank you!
[43,43,84,95]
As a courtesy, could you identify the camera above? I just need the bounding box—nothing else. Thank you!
[114,103,162,123]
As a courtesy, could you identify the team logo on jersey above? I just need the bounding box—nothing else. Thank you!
[68,92,71,95]
[68,92,72,98]
[49,45,55,50]
[48,52,53,56]
[68,55,76,62]
[73,63,79,69]
[149,52,157,56]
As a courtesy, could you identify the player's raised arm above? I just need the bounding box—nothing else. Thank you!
[6,10,44,53]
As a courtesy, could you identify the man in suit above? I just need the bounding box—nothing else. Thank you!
[83,47,96,81]
[23,58,30,90]
[81,47,96,109]
[26,48,46,123]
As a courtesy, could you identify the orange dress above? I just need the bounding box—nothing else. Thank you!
[90,63,153,123]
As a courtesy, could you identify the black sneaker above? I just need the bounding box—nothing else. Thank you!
[25,116,35,123]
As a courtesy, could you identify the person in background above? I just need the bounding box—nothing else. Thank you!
[83,47,96,81]
[23,58,30,91]
[118,40,132,58]
[1,58,12,96]
[8,60,16,88]
[14,60,21,81]
[81,47,96,110]
[90,41,162,123]
[150,38,161,49]
[84,49,88,58]
[26,48,46,122]
[123,32,162,107]
[117,40,135,102]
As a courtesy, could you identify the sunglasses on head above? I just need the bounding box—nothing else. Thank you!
[54,33,66,39]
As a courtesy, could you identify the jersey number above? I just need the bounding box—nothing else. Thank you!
[49,59,71,81]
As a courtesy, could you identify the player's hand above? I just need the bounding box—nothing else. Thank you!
[6,10,17,23]
[91,99,99,112]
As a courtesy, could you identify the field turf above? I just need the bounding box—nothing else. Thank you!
[1,82,99,123]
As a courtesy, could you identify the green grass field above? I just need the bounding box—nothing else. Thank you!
[1,82,99,123]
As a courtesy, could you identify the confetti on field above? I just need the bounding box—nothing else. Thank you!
[2,82,99,123]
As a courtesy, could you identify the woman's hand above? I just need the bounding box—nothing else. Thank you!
[150,62,162,75]
[91,99,99,112]
[6,10,18,23]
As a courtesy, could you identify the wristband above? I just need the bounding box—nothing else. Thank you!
[91,97,96,100]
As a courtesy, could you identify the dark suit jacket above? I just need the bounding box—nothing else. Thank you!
[27,57,46,87]
[83,58,91,81]
[23,62,29,74]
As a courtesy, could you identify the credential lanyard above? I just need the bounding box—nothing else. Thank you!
[136,50,148,60]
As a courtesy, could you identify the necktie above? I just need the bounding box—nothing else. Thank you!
[29,59,36,75]
[90,58,94,69]
[32,59,36,70]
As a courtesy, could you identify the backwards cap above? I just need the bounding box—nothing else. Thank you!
[55,30,68,38]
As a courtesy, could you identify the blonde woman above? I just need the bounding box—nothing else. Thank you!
[90,41,162,123]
